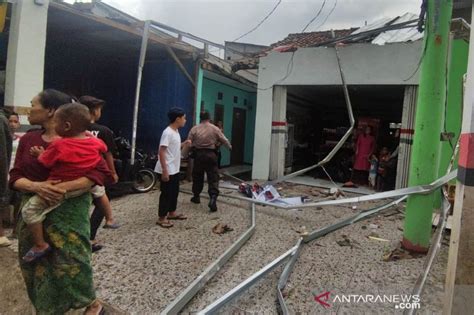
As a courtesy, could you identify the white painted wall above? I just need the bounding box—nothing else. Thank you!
[252,41,422,179]
[5,0,49,119]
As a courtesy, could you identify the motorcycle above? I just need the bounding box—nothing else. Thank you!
[109,137,157,196]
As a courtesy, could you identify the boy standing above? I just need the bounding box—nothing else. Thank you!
[155,107,191,228]
[79,96,120,252]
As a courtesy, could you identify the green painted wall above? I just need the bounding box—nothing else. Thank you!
[195,66,204,125]
[200,77,257,166]
[434,39,468,208]
[438,39,468,175]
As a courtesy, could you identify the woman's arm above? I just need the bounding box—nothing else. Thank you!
[14,176,93,203]
[13,178,65,203]
[54,177,94,192]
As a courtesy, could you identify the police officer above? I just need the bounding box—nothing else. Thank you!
[188,111,231,212]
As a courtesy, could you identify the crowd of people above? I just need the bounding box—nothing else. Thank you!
[0,89,232,314]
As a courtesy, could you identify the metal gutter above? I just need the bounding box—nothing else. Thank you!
[182,171,456,210]
[194,170,455,313]
[197,244,299,315]
[160,204,256,314]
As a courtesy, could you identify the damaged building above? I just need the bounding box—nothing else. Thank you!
[1,0,257,167]
[248,13,469,189]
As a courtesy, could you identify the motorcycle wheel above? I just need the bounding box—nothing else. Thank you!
[132,168,157,193]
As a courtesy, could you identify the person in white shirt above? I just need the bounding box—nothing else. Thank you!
[8,112,23,170]
[155,107,191,228]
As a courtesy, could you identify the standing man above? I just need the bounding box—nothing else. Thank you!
[188,111,231,212]
[0,108,12,246]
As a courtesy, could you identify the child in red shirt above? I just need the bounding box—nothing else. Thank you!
[22,103,111,263]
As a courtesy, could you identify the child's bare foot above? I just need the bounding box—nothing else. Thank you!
[84,300,104,315]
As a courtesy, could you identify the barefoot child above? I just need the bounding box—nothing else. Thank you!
[155,107,191,228]
[21,103,112,262]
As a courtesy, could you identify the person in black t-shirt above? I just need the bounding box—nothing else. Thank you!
[79,96,120,251]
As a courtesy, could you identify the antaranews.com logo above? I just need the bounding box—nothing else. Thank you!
[314,291,421,310]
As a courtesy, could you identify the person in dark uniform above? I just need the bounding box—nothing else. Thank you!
[188,111,231,212]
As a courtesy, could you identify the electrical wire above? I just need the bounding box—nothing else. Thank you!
[233,0,283,42]
[403,1,428,82]
[313,0,338,31]
[301,0,327,33]
[257,0,332,91]
[208,0,282,54]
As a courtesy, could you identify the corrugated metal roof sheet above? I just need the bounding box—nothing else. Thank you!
[353,13,423,45]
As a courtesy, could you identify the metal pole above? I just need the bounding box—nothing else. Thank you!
[131,20,151,165]
[403,0,453,252]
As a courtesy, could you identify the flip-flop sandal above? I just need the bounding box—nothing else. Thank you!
[156,220,174,228]
[168,214,187,220]
[103,223,121,229]
[22,246,52,263]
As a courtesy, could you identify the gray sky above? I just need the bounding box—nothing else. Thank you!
[101,0,421,46]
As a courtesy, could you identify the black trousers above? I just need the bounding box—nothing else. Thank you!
[90,205,104,241]
[159,173,180,218]
[192,149,219,198]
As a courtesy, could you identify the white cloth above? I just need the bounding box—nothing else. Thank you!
[9,133,23,170]
[154,126,181,175]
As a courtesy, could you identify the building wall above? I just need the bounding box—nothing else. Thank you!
[44,39,196,153]
[138,58,196,152]
[224,42,268,61]
[201,76,256,166]
[438,39,469,175]
[253,41,423,179]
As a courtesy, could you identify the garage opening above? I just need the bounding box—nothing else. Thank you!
[285,85,405,189]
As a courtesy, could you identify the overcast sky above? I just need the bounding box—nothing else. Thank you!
[98,0,421,47]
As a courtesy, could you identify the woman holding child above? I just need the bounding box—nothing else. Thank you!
[9,89,107,315]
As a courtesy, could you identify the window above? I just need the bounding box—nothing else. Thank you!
[244,99,248,106]
[233,96,238,104]
[218,92,223,100]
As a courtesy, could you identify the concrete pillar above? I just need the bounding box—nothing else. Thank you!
[4,0,49,124]
[252,84,272,180]
[269,86,287,180]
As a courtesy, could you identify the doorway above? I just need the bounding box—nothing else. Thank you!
[214,104,224,124]
[231,108,246,164]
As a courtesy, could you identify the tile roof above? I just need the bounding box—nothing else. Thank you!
[270,28,358,48]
